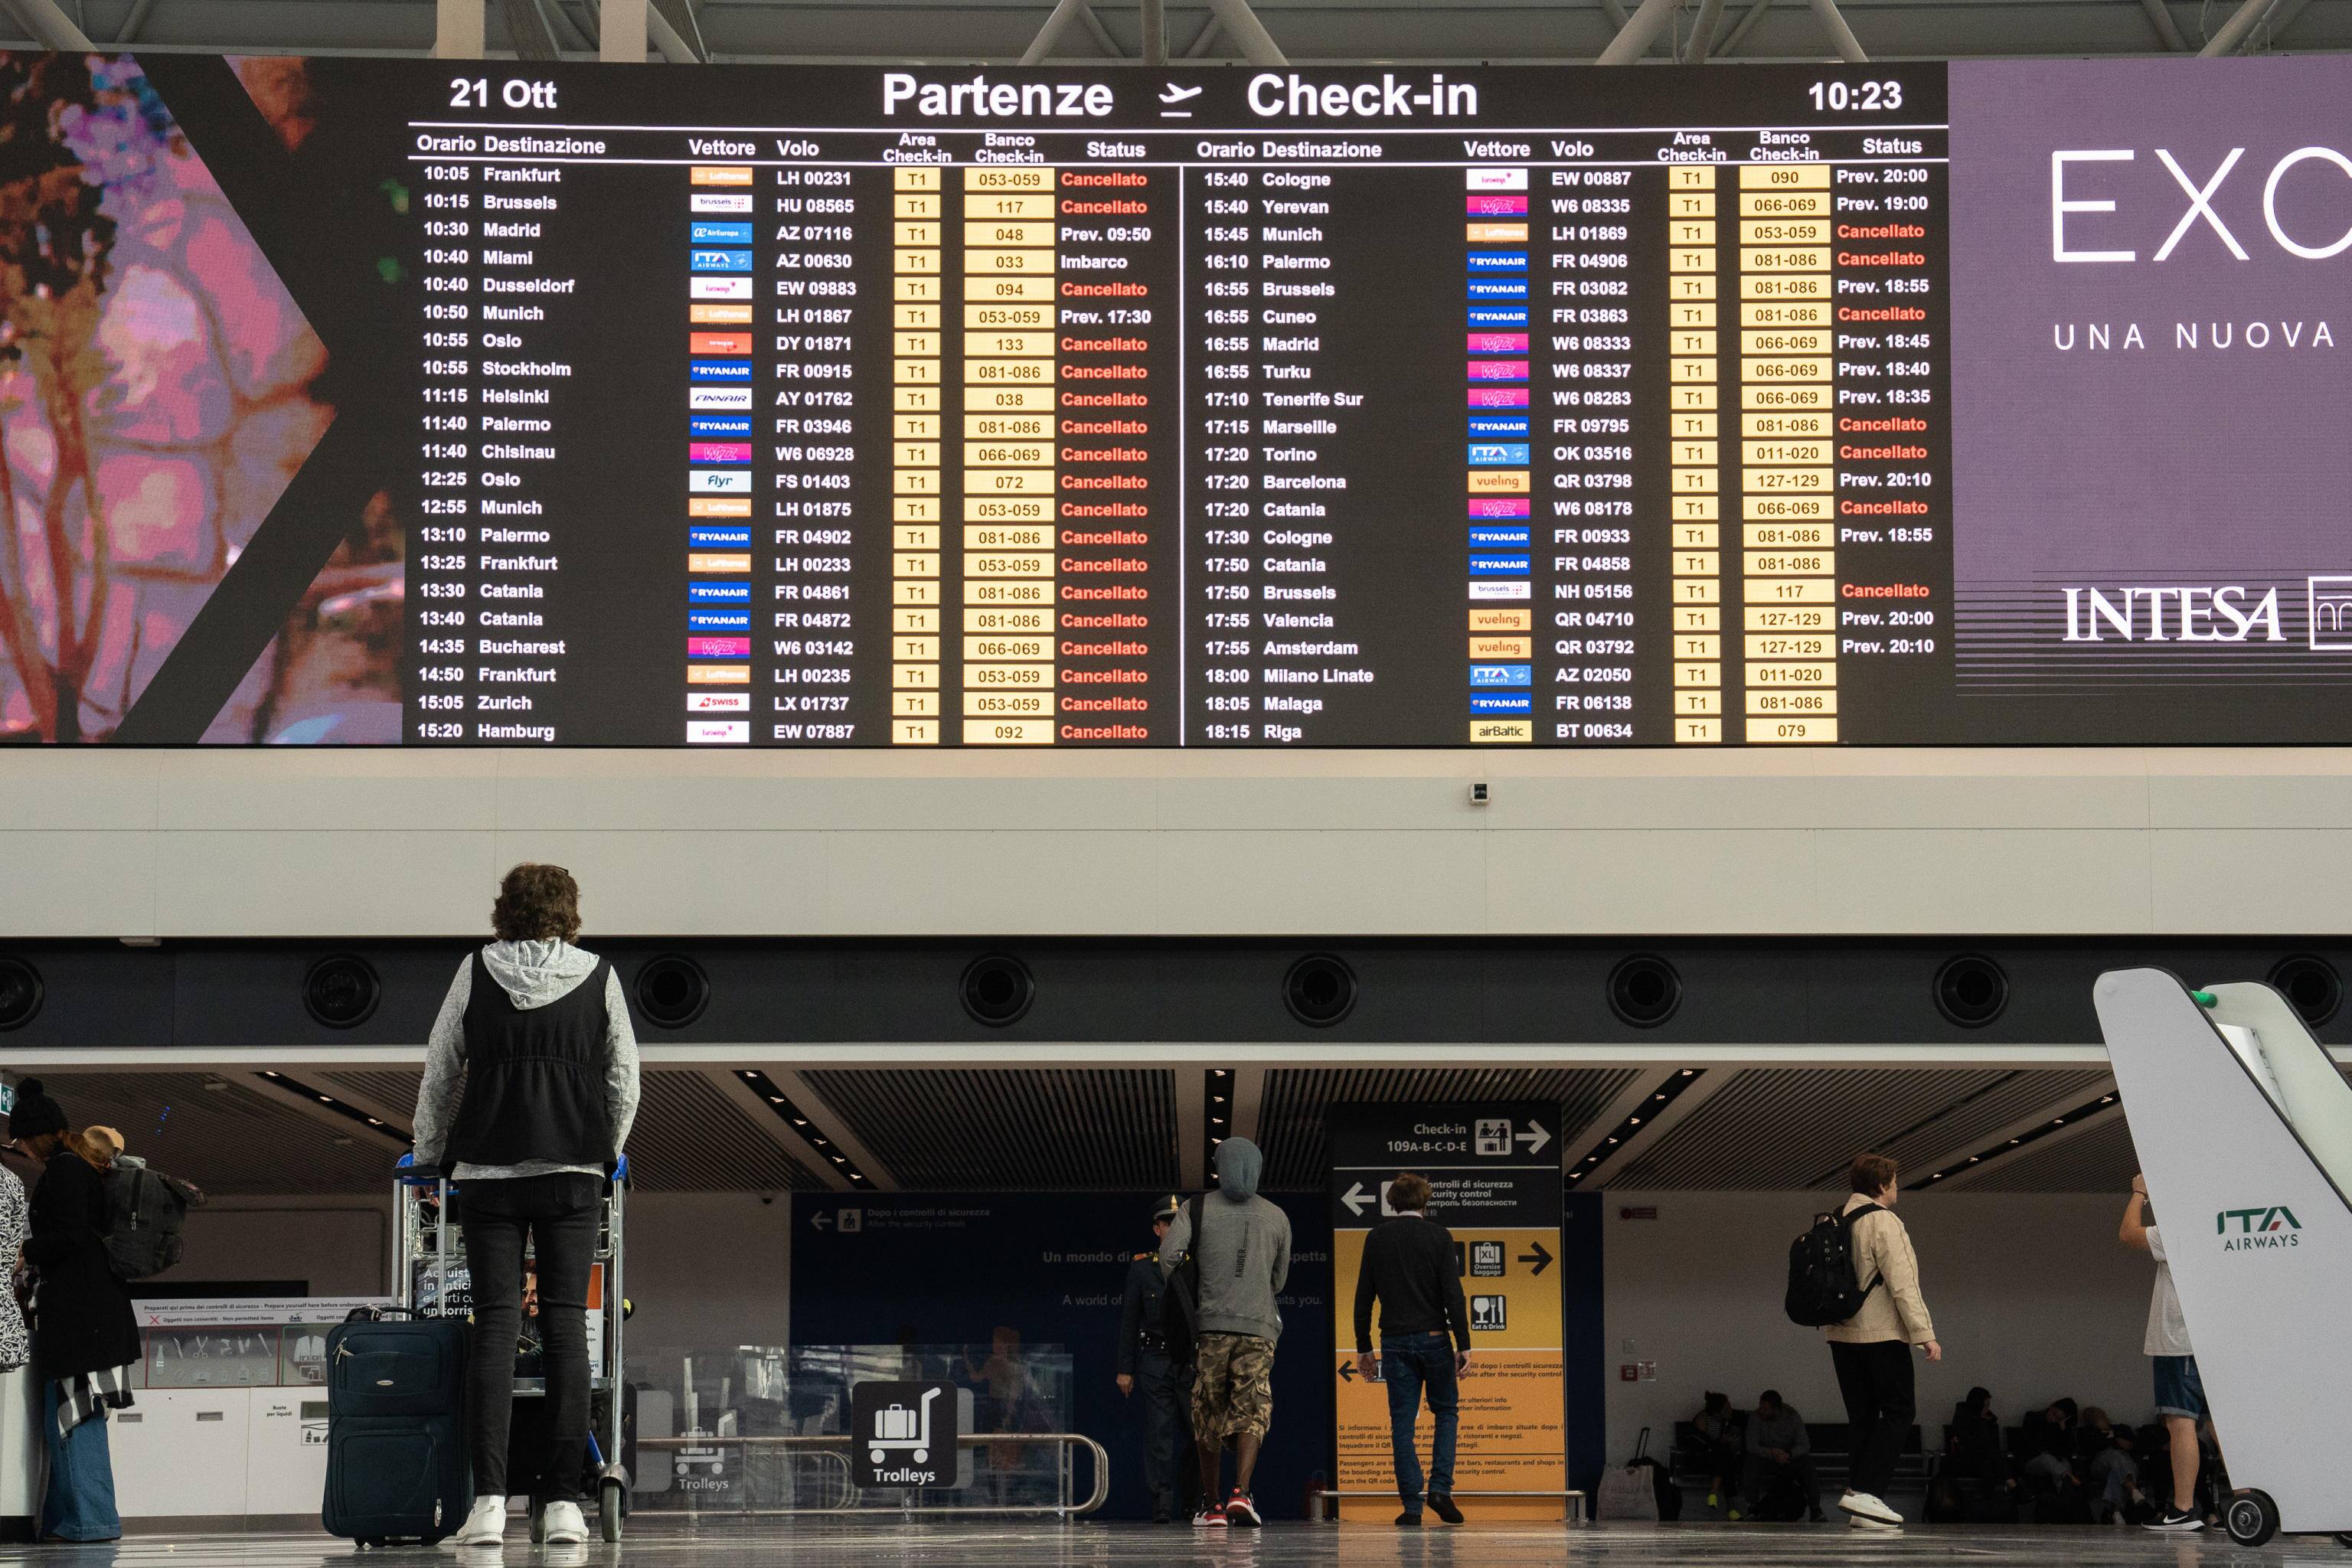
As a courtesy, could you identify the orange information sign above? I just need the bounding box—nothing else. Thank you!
[1328,1104,1566,1521]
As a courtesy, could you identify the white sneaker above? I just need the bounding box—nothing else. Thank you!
[1838,1489,1903,1526]
[1848,1512,1903,1532]
[541,1499,588,1545]
[455,1494,508,1546]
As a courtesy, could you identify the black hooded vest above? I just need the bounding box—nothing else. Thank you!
[446,951,615,1169]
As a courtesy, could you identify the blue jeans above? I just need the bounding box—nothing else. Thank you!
[1381,1331,1458,1511]
[41,1379,120,1541]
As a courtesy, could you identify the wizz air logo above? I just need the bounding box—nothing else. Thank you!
[2216,1205,2302,1251]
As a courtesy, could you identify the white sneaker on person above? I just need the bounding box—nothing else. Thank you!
[541,1499,588,1545]
[1847,1512,1903,1532]
[455,1494,508,1546]
[1193,1504,1230,1527]
[1838,1490,1903,1526]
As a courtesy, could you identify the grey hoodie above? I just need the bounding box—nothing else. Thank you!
[412,940,642,1182]
[1159,1138,1291,1341]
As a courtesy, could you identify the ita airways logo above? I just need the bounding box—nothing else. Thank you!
[2216,1205,2302,1251]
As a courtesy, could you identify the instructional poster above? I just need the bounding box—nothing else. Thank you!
[1328,1102,1565,1521]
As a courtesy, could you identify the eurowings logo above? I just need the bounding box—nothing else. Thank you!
[2216,1205,2302,1251]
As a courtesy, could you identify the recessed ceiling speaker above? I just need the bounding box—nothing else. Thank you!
[635,954,710,1029]
[1933,953,2010,1028]
[1283,954,1358,1027]
[2269,954,2342,1027]
[302,954,381,1030]
[960,954,1035,1027]
[1606,954,1682,1028]
[0,958,41,1032]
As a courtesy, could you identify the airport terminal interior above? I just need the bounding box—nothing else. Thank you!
[4,0,2352,1561]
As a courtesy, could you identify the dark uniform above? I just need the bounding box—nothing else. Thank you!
[1120,1199,1192,1521]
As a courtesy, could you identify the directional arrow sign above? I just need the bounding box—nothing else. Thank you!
[1341,1181,1374,1217]
[812,1210,832,1231]
[1337,1359,1355,1381]
[1518,1240,1553,1277]
[1516,1120,1553,1155]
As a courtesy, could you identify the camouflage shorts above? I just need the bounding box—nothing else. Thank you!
[1191,1331,1275,1439]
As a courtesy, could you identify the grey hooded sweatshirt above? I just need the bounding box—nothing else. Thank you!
[1160,1138,1291,1342]
[412,940,642,1182]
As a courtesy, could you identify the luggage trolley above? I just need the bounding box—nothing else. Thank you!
[2095,969,2352,1548]
[395,1153,634,1544]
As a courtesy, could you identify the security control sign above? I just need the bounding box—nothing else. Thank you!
[850,1380,962,1489]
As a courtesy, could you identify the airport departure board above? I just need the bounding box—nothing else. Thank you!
[1,55,2347,746]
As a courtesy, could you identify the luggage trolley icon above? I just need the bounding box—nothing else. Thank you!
[869,1386,942,1466]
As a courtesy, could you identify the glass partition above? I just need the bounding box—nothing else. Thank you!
[626,1344,1076,1514]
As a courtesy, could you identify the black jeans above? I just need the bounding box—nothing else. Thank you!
[462,1173,601,1501]
[1830,1339,1916,1499]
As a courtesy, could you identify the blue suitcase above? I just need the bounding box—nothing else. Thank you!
[324,1168,472,1546]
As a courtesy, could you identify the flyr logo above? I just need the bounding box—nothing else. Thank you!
[2216,1206,2301,1251]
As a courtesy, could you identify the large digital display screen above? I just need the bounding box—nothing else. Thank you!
[0,54,2344,746]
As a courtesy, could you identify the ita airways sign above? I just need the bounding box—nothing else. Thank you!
[850,1380,966,1489]
[2218,1206,2304,1250]
[1327,1102,1567,1521]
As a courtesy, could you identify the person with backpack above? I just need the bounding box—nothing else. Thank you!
[1351,1171,1470,1527]
[412,864,642,1550]
[1818,1152,1939,1532]
[16,1085,138,1543]
[1159,1137,1289,1529]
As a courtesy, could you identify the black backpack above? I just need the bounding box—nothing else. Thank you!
[1784,1203,1880,1327]
[1161,1195,1208,1371]
[103,1156,206,1281]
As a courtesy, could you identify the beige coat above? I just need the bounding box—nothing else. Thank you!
[1823,1192,1936,1345]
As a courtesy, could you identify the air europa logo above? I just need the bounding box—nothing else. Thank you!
[2216,1205,2302,1251]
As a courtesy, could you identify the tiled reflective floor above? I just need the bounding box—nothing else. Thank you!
[0,1522,2341,1566]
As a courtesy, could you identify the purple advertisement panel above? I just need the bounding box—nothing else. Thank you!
[1949,58,2352,696]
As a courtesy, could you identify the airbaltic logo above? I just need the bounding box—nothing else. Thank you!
[2216,1205,2302,1251]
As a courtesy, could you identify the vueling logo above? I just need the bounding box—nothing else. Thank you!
[2216,1206,2302,1252]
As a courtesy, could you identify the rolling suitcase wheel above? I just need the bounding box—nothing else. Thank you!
[2226,1489,2278,1547]
[600,1480,626,1542]
[529,1496,548,1544]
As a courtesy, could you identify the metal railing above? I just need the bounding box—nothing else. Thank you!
[635,1432,1111,1517]
[1313,1488,1587,1523]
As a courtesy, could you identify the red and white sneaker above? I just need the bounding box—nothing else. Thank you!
[1193,1504,1229,1527]
[1225,1490,1263,1528]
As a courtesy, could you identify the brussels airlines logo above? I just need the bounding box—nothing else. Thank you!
[2216,1205,2302,1251]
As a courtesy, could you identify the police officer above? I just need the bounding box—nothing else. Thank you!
[1119,1195,1191,1523]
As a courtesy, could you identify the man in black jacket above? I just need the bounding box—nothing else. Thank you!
[1353,1172,1472,1526]
[1117,1196,1191,1523]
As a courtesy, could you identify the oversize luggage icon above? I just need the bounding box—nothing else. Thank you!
[868,1386,942,1465]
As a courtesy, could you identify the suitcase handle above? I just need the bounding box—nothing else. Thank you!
[1633,1425,1651,1462]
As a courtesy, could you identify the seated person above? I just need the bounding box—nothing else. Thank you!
[2076,1410,2145,1524]
[1942,1386,2017,1520]
[1689,1392,1743,1515]
[1740,1390,1825,1524]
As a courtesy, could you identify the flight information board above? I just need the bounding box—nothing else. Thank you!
[2,54,2347,746]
